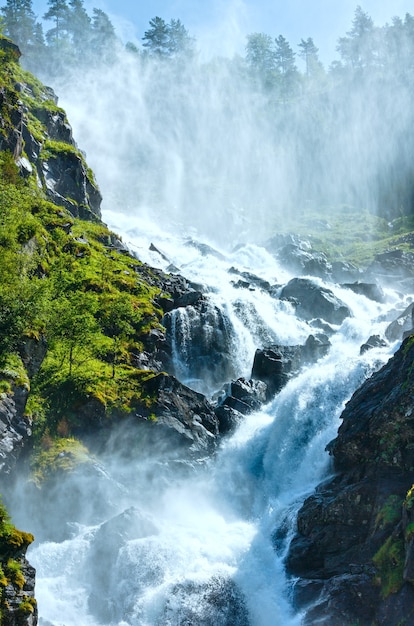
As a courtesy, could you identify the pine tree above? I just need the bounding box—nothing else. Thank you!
[91,8,116,60]
[298,37,322,77]
[142,16,169,57]
[67,0,91,50]
[246,33,275,74]
[337,6,378,70]
[167,19,194,57]
[43,0,70,47]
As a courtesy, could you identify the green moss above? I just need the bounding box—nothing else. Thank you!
[31,436,93,485]
[375,495,403,531]
[17,596,37,614]
[405,485,414,511]
[373,535,405,597]
[0,354,29,390]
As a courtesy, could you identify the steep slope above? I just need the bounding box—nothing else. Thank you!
[287,335,414,625]
[0,36,219,625]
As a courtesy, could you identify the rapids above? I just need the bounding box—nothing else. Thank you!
[13,219,409,625]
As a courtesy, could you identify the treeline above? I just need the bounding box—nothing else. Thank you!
[0,0,195,73]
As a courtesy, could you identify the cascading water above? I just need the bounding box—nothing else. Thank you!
[7,221,408,626]
[7,42,414,626]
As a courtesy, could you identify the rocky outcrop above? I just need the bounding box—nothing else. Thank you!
[280,278,351,325]
[138,373,219,454]
[286,336,414,625]
[250,335,331,401]
[0,388,32,475]
[265,234,332,278]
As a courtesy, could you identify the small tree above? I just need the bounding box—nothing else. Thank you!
[99,294,135,378]
[91,8,117,61]
[246,32,276,88]
[298,37,322,77]
[48,293,98,376]
[43,0,70,48]
[142,16,169,57]
[66,0,91,51]
[167,18,194,58]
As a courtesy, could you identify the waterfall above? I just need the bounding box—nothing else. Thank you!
[10,224,405,626]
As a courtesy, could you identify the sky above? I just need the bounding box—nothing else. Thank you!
[31,0,414,64]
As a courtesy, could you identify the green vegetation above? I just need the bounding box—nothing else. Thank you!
[373,535,405,597]
[0,500,35,618]
[0,42,168,469]
[375,496,403,532]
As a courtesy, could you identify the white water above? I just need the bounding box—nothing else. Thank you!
[17,219,409,625]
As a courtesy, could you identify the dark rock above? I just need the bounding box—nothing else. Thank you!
[214,405,244,435]
[139,373,219,454]
[264,233,332,278]
[185,238,226,260]
[163,298,235,391]
[341,281,386,303]
[286,336,414,625]
[367,249,414,286]
[331,260,361,282]
[280,278,351,324]
[385,302,414,342]
[41,150,102,218]
[32,105,73,143]
[302,334,331,363]
[228,267,273,292]
[18,335,47,379]
[2,558,38,626]
[0,388,32,475]
[360,334,387,355]
[251,345,302,400]
[149,242,171,263]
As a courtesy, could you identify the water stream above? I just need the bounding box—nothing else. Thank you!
[16,221,408,625]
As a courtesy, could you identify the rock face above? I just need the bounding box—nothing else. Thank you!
[0,388,32,475]
[286,336,414,625]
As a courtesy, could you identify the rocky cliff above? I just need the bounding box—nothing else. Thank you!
[287,335,414,625]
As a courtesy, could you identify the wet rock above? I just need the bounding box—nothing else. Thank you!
[341,281,386,303]
[214,405,244,435]
[185,238,226,260]
[280,278,351,324]
[162,299,235,391]
[286,335,414,625]
[41,150,102,219]
[251,345,302,400]
[139,373,219,454]
[385,302,414,342]
[87,507,158,622]
[331,260,361,283]
[228,267,273,292]
[160,576,249,626]
[367,249,414,286]
[360,334,387,355]
[0,388,32,475]
[264,233,332,278]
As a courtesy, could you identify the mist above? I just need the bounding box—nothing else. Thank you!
[21,7,414,249]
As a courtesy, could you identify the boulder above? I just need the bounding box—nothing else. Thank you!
[385,302,414,342]
[280,278,351,324]
[0,388,32,475]
[360,334,387,355]
[251,345,302,400]
[264,233,332,278]
[341,281,386,303]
